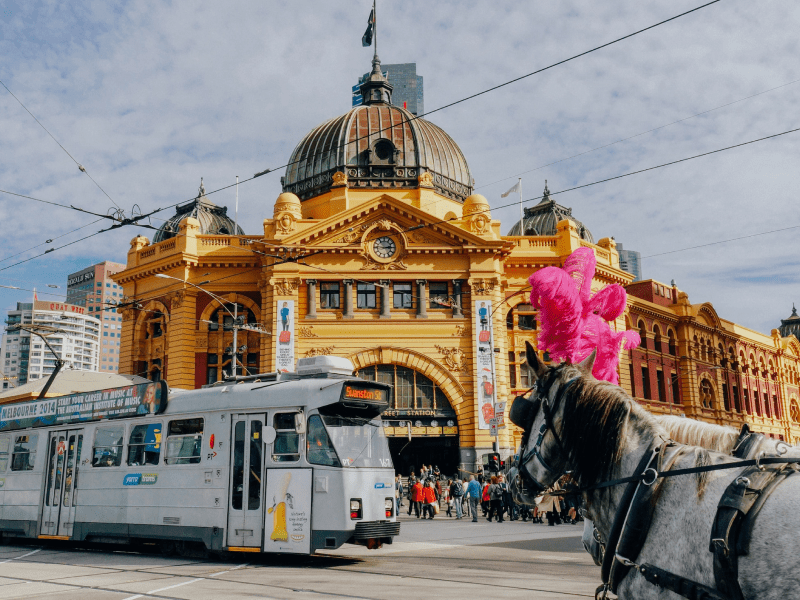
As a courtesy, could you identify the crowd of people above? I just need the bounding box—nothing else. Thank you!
[394,466,582,525]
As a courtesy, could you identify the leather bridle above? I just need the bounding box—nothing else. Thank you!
[511,364,579,494]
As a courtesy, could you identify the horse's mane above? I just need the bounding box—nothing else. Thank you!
[559,370,662,487]
[655,415,738,454]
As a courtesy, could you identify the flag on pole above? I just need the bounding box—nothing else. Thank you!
[501,180,521,198]
[362,9,375,47]
[33,288,38,302]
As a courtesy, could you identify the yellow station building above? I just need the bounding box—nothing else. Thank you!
[112,58,800,473]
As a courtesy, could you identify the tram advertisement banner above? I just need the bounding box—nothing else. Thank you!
[0,380,168,432]
[264,468,311,554]
[275,299,295,372]
[474,300,498,431]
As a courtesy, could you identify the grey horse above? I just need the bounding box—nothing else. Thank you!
[509,341,800,599]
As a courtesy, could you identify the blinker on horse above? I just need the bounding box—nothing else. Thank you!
[509,341,800,600]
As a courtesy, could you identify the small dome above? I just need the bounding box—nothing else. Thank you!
[780,304,800,342]
[274,192,302,219]
[463,194,490,217]
[506,182,593,242]
[153,179,245,243]
[283,56,472,203]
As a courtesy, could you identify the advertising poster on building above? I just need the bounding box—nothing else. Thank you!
[0,381,168,432]
[275,299,295,372]
[474,300,498,430]
[264,469,311,554]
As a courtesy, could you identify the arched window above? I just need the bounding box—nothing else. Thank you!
[667,330,677,356]
[207,304,257,331]
[653,325,662,353]
[718,343,725,366]
[356,365,453,412]
[700,379,715,409]
[639,321,648,345]
[790,399,800,423]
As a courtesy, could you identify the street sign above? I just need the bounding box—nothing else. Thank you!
[495,401,506,427]
[490,422,498,437]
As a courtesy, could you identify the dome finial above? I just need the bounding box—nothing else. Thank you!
[360,54,393,105]
[198,177,206,198]
[793,303,798,317]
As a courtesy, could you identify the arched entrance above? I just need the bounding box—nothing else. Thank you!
[354,363,461,476]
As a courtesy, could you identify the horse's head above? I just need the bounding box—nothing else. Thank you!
[508,341,596,505]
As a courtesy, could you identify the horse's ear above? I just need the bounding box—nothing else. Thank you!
[525,341,547,379]
[575,349,597,374]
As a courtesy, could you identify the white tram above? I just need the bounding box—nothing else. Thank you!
[0,356,399,554]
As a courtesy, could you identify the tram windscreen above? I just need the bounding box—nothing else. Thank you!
[316,407,393,469]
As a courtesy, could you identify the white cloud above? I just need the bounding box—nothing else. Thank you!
[0,0,797,333]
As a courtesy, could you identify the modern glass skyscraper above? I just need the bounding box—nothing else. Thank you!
[617,243,643,281]
[353,62,424,115]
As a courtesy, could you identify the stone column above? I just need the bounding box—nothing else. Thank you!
[452,280,464,318]
[306,279,317,319]
[164,290,197,390]
[343,280,354,319]
[379,280,391,319]
[416,280,428,319]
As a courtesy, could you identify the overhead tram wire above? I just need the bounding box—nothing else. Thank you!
[249,0,724,182]
[0,0,726,254]
[0,218,106,265]
[0,79,123,211]
[475,76,800,192]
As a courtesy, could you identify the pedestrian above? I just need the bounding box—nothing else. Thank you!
[395,475,403,516]
[462,479,470,517]
[420,465,428,480]
[444,479,453,517]
[411,478,424,518]
[481,480,491,516]
[465,475,481,522]
[434,477,442,502]
[449,477,464,519]
[422,480,437,519]
[539,482,562,526]
[486,475,504,522]
[498,475,515,520]
[476,467,485,484]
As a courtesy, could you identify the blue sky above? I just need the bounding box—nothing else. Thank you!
[0,0,798,333]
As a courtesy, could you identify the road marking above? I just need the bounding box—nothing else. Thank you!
[0,548,41,564]
[209,562,248,577]
[121,578,203,600]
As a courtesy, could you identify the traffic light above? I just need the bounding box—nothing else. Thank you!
[488,452,500,472]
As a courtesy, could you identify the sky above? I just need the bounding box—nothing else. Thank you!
[0,0,798,336]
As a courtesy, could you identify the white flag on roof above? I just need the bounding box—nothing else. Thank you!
[501,181,521,197]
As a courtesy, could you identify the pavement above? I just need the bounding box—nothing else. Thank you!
[0,513,603,599]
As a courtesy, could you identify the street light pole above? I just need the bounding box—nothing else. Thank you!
[155,274,260,378]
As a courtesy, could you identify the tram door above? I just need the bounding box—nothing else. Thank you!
[40,429,84,537]
[227,415,265,548]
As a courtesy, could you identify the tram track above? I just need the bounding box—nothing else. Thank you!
[0,544,597,599]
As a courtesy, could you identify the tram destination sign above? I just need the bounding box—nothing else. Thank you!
[0,380,168,432]
[341,384,389,405]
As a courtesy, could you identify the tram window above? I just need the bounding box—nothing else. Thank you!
[11,433,38,471]
[165,418,203,465]
[306,415,341,467]
[272,413,299,462]
[127,423,163,466]
[0,436,9,471]
[92,426,124,467]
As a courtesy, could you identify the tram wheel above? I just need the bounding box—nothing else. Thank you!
[160,540,178,556]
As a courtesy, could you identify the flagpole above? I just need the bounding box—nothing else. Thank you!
[373,0,377,58]
[234,175,239,236]
[518,178,523,230]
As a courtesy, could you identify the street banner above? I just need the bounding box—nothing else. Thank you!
[475,300,498,430]
[0,381,168,432]
[495,401,507,427]
[275,299,295,372]
[264,469,311,554]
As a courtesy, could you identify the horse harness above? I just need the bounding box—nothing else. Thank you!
[510,376,800,600]
[594,425,799,600]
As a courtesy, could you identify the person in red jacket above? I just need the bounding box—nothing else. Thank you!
[421,480,437,519]
[410,479,424,518]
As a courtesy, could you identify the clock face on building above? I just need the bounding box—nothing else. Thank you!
[373,236,396,258]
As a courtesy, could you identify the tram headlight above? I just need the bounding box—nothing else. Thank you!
[385,498,394,518]
[350,499,362,520]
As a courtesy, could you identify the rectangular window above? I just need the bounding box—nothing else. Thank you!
[429,282,449,309]
[732,385,740,412]
[272,413,299,462]
[508,351,517,387]
[656,370,665,401]
[165,419,203,465]
[0,436,9,471]
[518,314,537,331]
[722,384,730,411]
[416,375,434,409]
[357,283,376,309]
[320,282,340,309]
[396,367,413,409]
[92,425,125,467]
[393,282,413,309]
[519,352,531,387]
[127,423,163,466]
[641,366,651,400]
